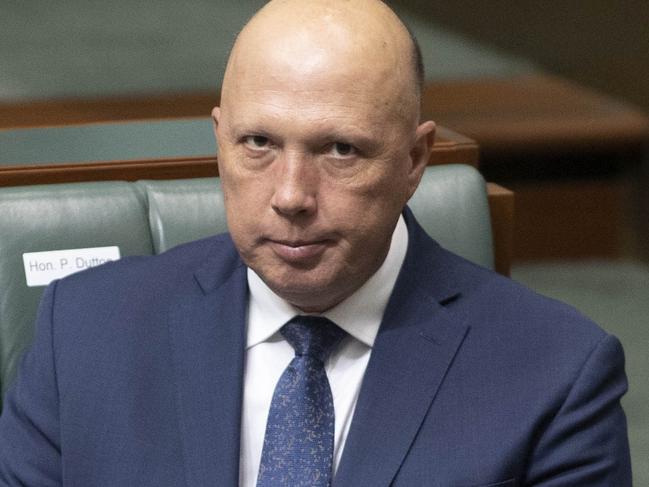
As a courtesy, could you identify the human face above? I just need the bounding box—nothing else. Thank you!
[214,44,433,312]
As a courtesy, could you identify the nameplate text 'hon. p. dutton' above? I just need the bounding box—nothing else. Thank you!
[22,246,121,287]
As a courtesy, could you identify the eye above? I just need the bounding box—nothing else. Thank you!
[330,142,356,158]
[243,135,271,149]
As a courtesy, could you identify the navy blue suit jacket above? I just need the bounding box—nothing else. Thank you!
[0,210,631,486]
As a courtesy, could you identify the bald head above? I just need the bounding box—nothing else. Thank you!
[221,0,423,126]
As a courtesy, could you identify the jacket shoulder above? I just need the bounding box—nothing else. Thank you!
[57,233,238,291]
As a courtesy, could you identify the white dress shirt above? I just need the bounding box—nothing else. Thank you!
[239,216,409,486]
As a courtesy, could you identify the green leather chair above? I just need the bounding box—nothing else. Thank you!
[0,164,492,408]
[140,177,228,254]
[0,182,154,406]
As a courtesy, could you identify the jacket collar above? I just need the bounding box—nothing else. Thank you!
[168,236,248,487]
[333,207,470,487]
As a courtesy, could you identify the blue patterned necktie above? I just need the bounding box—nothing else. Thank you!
[256,316,346,487]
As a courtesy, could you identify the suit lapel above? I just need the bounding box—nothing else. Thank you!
[334,211,470,487]
[168,244,248,487]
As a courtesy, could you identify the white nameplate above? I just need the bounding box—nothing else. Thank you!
[23,246,121,287]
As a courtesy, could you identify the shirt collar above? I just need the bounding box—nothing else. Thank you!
[246,215,409,349]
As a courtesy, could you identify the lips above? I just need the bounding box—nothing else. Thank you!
[267,238,330,263]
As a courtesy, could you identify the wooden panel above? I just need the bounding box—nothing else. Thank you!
[0,93,219,129]
[0,156,218,188]
[487,183,514,276]
[508,179,629,261]
[430,126,478,166]
[422,74,649,158]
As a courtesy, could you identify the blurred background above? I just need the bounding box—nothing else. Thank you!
[1,0,647,482]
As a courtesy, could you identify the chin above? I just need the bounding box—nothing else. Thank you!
[265,271,344,311]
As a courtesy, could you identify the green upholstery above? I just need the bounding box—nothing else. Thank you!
[0,182,154,405]
[139,178,228,254]
[409,165,493,270]
[0,164,493,407]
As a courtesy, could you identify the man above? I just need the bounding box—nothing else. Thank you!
[0,0,631,485]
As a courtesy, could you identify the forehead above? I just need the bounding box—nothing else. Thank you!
[230,30,392,92]
[222,84,405,146]
[222,52,408,133]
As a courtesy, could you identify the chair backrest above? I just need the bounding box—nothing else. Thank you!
[0,182,154,404]
[0,164,492,407]
[409,164,493,269]
[139,177,228,254]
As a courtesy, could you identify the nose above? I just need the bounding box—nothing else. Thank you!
[270,151,318,217]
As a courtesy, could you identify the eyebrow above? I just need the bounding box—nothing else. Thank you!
[319,130,376,148]
[228,120,378,145]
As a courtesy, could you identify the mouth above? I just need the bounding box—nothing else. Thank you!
[267,238,330,263]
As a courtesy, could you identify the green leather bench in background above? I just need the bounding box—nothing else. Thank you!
[0,164,493,407]
[0,182,155,405]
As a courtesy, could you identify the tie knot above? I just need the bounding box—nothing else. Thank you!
[281,316,346,362]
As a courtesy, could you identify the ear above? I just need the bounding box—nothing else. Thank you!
[406,120,436,199]
[211,106,221,143]
[211,106,224,175]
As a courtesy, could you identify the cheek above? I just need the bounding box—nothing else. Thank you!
[321,181,404,244]
[221,180,267,248]
[325,163,409,217]
[220,155,272,212]
[335,149,412,200]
